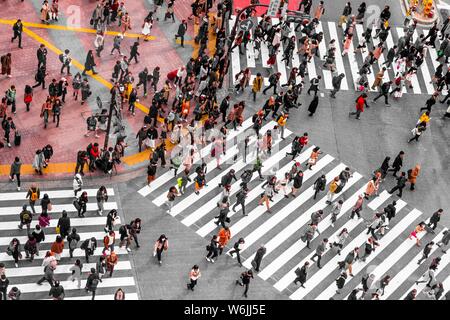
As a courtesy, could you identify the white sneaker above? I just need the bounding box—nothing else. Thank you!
[126,247,132,252]
[17,186,20,191]
[210,259,215,263]
[15,263,18,268]
[206,257,211,262]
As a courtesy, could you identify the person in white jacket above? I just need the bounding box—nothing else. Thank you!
[73,173,83,197]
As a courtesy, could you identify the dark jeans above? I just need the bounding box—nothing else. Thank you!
[188,279,197,290]
[11,173,21,187]
[32,80,46,89]
[428,221,438,230]
[374,92,389,104]
[350,207,362,219]
[12,32,22,47]
[75,161,85,175]
[349,110,362,119]
[229,249,242,264]
[136,79,147,96]
[156,248,163,262]
[263,83,277,95]
[60,64,70,74]
[389,185,404,197]
[232,201,246,215]
[311,253,322,267]
[175,34,185,47]
[53,114,60,127]
[0,288,6,300]
[37,276,53,286]
[207,249,218,260]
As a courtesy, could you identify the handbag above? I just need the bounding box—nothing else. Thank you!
[55,226,60,234]
[251,260,257,269]
[113,216,121,226]
[47,202,53,211]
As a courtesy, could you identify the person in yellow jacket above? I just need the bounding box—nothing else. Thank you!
[418,111,430,124]
[252,72,263,102]
[276,112,288,140]
[326,177,340,204]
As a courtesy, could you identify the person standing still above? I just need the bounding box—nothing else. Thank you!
[175,19,188,47]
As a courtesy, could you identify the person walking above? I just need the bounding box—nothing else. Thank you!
[82,50,97,76]
[427,209,444,233]
[48,281,65,300]
[187,265,201,291]
[330,73,345,98]
[218,227,231,255]
[251,245,267,272]
[294,261,310,287]
[307,75,321,96]
[175,19,188,47]
[50,235,64,261]
[60,49,72,75]
[57,211,70,239]
[85,268,102,300]
[128,40,140,64]
[338,247,360,277]
[80,237,97,263]
[153,234,168,265]
[330,200,343,227]
[206,235,219,263]
[349,93,369,119]
[436,229,450,253]
[73,173,83,197]
[349,194,364,219]
[311,238,328,268]
[229,238,245,266]
[18,204,32,234]
[407,164,421,191]
[68,259,83,289]
[1,53,12,78]
[387,151,404,177]
[11,19,23,48]
[96,186,108,215]
[388,171,407,197]
[307,95,319,117]
[106,251,118,277]
[67,228,80,258]
[251,73,263,101]
[235,270,254,298]
[301,224,318,249]
[326,177,340,205]
[335,271,348,294]
[313,174,326,200]
[9,157,22,191]
[372,81,392,106]
[417,241,434,264]
[409,222,426,247]
[232,187,248,216]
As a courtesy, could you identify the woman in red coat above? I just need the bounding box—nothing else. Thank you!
[349,93,369,119]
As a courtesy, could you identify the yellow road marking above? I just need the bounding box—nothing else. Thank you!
[191,13,217,59]
[21,26,150,114]
[0,18,154,40]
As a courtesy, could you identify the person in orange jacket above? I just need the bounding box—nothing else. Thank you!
[408,164,421,191]
[364,177,377,200]
[50,235,64,261]
[106,251,118,277]
[218,227,231,255]
[103,230,115,254]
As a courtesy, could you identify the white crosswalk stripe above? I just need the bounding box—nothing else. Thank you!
[0,189,139,300]
[230,16,443,96]
[134,117,441,300]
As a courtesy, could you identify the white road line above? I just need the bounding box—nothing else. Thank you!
[400,244,450,299]
[315,208,422,300]
[195,145,315,238]
[272,18,288,85]
[272,186,390,291]
[355,24,376,91]
[439,275,450,300]
[0,231,119,246]
[379,228,447,300]
[0,216,109,231]
[367,190,391,210]
[166,123,287,216]
[246,30,256,68]
[225,154,336,247]
[14,276,135,293]
[0,202,117,217]
[255,173,364,279]
[413,30,435,95]
[290,200,408,300]
[137,117,254,197]
[5,261,131,277]
[43,292,139,300]
[257,17,270,68]
[328,21,348,90]
[230,15,242,82]
[342,23,361,90]
[0,188,115,202]
[182,142,293,228]
[0,247,129,263]
[289,23,302,83]
[316,21,333,89]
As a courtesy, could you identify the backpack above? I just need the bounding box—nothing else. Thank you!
[119,225,127,235]
[80,239,90,250]
[90,278,99,289]
[86,143,93,155]
[252,113,258,123]
[87,116,96,130]
[22,212,31,222]
[407,169,413,179]
[58,53,64,63]
[69,236,79,250]
[241,170,252,183]
[30,190,38,201]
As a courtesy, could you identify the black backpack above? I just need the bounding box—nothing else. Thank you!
[407,169,413,179]
[58,53,64,63]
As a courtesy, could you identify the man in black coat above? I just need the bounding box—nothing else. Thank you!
[136,67,149,97]
[388,171,407,197]
[388,151,405,177]
[11,19,23,48]
[219,95,230,122]
[37,44,48,69]
[175,19,188,47]
[128,41,140,64]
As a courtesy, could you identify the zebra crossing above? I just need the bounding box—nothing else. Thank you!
[0,188,139,300]
[138,120,448,300]
[230,16,447,96]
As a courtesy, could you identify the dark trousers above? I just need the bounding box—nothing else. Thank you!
[11,32,22,47]
[387,167,400,177]
[417,252,429,264]
[374,92,389,104]
[175,34,185,47]
[229,249,242,264]
[389,185,404,197]
[313,188,321,200]
[11,173,21,187]
[408,134,420,143]
[75,161,85,175]
[349,110,362,119]
[311,253,322,267]
[232,201,246,215]
[236,281,250,297]
[350,207,362,219]
[263,83,277,94]
[428,221,438,230]
[128,53,139,64]
[110,46,121,55]
[60,64,71,74]
[0,288,6,300]
[137,80,147,95]
[37,59,46,70]
[156,248,163,262]
[32,79,46,89]
[187,279,197,290]
[37,276,53,286]
[307,86,318,96]
[53,114,60,127]
[206,249,218,260]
